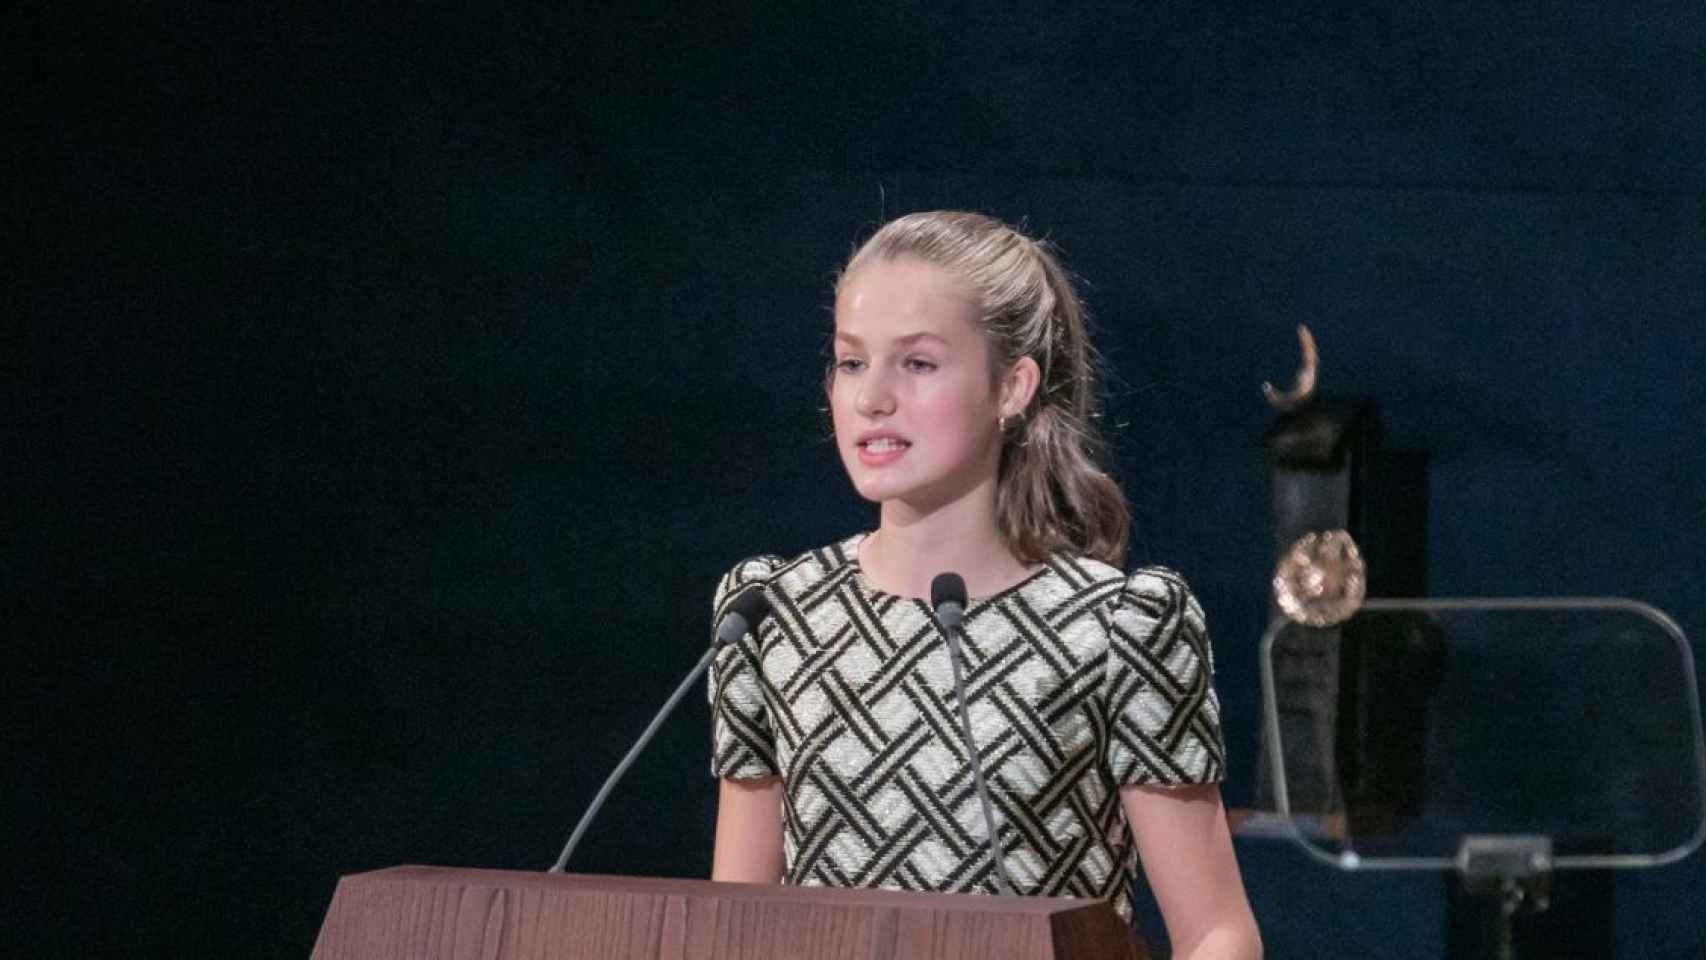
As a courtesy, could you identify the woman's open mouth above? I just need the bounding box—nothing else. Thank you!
[857,436,910,465]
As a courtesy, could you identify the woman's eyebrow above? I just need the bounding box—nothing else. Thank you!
[833,331,950,347]
[896,332,950,347]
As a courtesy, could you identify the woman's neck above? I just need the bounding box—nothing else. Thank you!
[861,484,1038,600]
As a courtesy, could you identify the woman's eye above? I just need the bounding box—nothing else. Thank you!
[904,357,938,373]
[835,357,865,374]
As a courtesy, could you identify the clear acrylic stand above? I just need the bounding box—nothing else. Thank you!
[1259,599,1706,959]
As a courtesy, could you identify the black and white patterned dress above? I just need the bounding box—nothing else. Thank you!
[707,533,1225,918]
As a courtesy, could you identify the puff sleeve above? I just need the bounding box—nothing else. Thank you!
[1101,567,1227,785]
[707,555,783,779]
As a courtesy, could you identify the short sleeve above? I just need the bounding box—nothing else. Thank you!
[1101,567,1226,785]
[707,555,784,779]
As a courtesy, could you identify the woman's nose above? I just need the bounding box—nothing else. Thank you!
[855,368,896,418]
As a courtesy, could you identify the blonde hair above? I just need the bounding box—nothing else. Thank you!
[836,210,1129,566]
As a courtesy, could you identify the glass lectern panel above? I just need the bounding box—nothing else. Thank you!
[1260,599,1706,871]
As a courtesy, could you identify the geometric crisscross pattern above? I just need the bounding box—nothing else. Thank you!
[708,533,1224,920]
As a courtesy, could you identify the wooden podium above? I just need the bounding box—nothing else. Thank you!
[311,866,1147,959]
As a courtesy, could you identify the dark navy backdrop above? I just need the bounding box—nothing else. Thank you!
[12,3,1704,956]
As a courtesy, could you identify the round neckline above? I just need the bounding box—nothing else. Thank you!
[842,531,1055,611]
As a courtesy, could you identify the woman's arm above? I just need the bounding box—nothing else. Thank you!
[711,776,785,883]
[1121,783,1261,960]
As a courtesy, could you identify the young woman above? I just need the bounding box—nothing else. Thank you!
[707,211,1261,958]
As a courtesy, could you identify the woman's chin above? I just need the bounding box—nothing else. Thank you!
[844,463,984,516]
[848,478,903,504]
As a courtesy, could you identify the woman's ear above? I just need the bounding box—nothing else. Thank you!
[1000,356,1042,420]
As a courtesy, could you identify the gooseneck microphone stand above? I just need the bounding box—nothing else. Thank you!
[931,572,1015,896]
[548,587,772,873]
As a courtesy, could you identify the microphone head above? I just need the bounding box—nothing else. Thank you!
[728,585,772,625]
[930,572,967,630]
[714,586,773,647]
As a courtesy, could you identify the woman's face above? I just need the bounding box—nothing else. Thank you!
[830,256,1008,513]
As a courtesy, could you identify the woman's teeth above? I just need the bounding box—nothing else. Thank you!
[863,438,908,452]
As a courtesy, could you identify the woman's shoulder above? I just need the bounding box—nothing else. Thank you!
[1111,565,1207,635]
[1045,554,1203,616]
[1120,564,1201,604]
[1099,563,1213,658]
[712,534,865,609]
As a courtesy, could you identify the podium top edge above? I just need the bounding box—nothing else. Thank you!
[347,865,1107,917]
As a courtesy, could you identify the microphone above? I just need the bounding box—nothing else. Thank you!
[716,587,773,648]
[548,585,772,873]
[931,572,967,631]
[929,573,1014,896]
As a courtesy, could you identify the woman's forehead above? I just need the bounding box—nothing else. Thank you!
[834,257,980,342]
